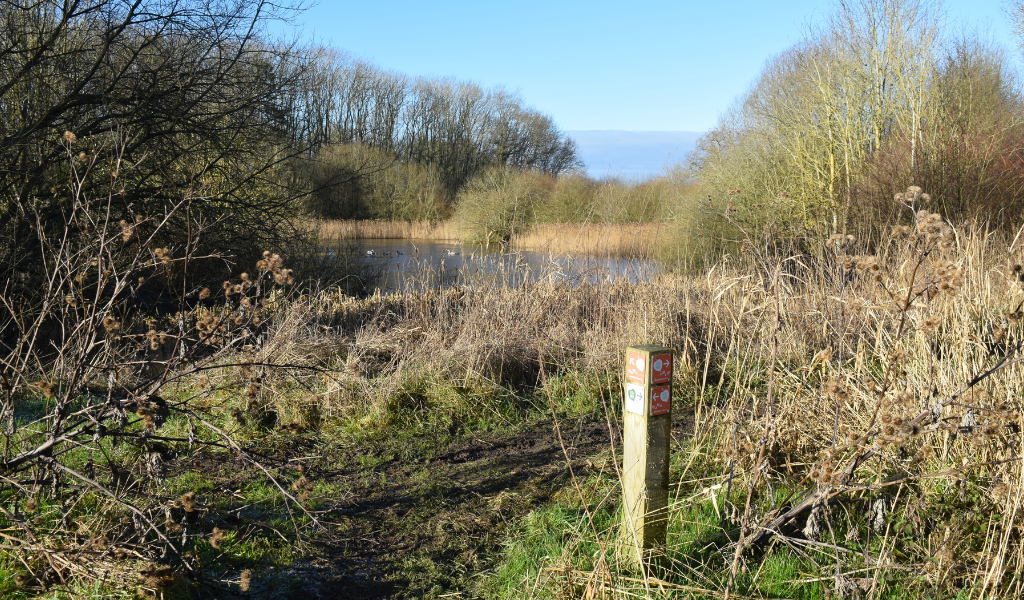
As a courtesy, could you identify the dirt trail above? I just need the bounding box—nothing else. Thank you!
[275,417,616,599]
[173,411,691,598]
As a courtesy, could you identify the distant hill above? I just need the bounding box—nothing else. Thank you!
[565,130,703,180]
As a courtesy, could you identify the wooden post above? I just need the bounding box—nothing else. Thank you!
[622,344,673,567]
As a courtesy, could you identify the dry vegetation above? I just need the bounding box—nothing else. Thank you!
[314,218,459,241]
[494,189,1024,599]
[11,0,1024,597]
[512,223,667,258]
[236,187,1024,598]
[5,173,1024,598]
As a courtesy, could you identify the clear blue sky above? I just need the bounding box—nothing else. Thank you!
[280,0,1020,132]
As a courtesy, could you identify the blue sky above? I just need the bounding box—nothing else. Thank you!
[280,0,1021,175]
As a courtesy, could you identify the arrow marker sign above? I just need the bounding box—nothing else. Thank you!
[627,350,646,383]
[625,382,646,415]
[651,353,672,383]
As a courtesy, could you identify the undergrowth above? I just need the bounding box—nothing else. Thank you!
[483,187,1024,599]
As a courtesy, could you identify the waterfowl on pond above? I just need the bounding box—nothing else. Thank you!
[444,249,459,256]
[366,249,376,256]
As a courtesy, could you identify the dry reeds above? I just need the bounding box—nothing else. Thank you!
[513,223,665,258]
[511,190,1024,598]
[314,219,459,241]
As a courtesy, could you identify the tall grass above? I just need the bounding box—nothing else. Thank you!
[314,218,459,240]
[481,192,1024,599]
[512,223,665,258]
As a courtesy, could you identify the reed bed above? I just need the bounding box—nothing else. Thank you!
[314,218,459,241]
[513,222,666,258]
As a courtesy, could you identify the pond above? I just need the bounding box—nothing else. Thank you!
[352,238,661,293]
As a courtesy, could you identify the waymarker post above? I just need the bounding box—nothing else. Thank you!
[622,344,673,567]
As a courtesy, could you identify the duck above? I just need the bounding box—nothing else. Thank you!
[366,249,376,256]
[444,249,459,256]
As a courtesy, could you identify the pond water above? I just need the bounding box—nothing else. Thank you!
[351,238,660,293]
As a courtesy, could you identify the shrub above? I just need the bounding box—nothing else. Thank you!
[455,168,550,246]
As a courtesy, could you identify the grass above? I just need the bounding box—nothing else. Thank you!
[7,193,1024,598]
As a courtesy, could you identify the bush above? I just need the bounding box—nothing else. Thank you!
[302,143,448,222]
[455,169,550,246]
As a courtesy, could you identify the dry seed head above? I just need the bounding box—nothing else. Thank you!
[63,131,76,144]
[199,287,210,300]
[119,219,133,242]
[240,569,252,592]
[181,492,196,513]
[77,151,87,162]
[210,528,225,549]
[102,315,120,334]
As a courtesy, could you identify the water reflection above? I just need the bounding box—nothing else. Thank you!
[355,239,660,293]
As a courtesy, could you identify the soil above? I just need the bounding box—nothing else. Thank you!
[299,417,616,599]
[170,412,693,599]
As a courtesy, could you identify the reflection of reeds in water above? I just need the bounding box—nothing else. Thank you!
[315,219,459,241]
[312,220,665,261]
[513,223,665,258]
[377,246,660,295]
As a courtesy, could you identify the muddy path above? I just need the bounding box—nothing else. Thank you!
[171,411,692,599]
[171,415,619,598]
[308,417,617,599]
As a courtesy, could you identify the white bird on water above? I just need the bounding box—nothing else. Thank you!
[444,249,458,256]
[366,249,376,256]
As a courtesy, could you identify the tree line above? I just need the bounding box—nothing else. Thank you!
[292,48,579,220]
[681,0,1024,251]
